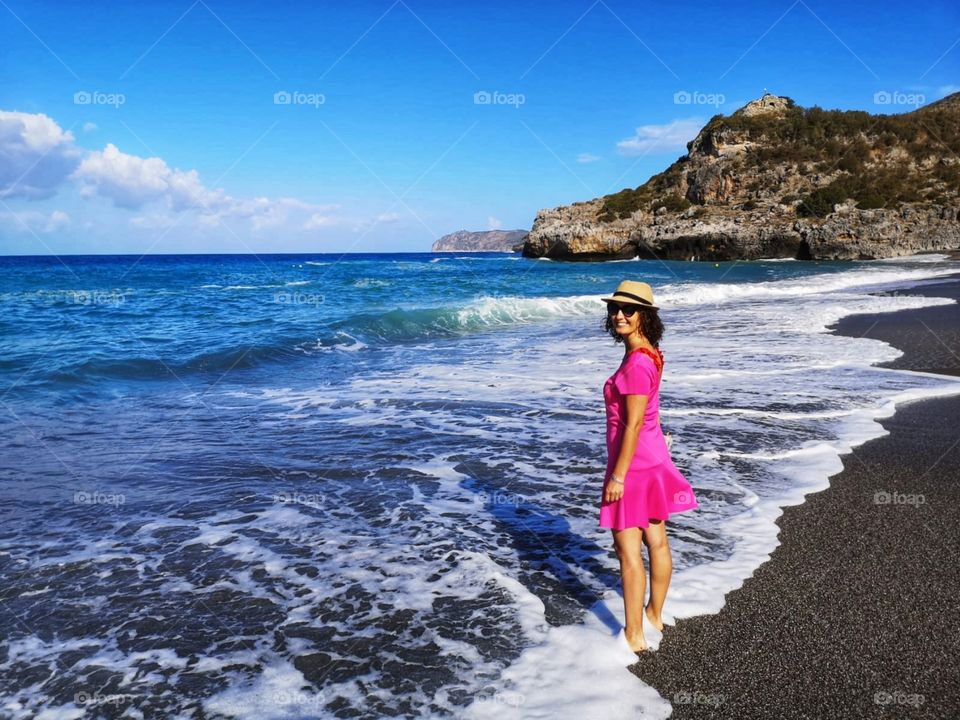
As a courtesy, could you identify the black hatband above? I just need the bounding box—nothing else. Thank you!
[613,291,652,306]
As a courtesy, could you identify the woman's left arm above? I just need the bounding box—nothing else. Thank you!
[604,394,648,503]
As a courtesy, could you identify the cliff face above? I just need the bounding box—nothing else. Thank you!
[432,229,528,252]
[524,93,960,261]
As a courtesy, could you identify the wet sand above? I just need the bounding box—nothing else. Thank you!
[629,266,960,718]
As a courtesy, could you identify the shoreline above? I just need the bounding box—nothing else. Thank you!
[629,267,960,718]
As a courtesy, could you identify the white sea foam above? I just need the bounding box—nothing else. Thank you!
[6,255,958,719]
[437,263,957,333]
[442,260,960,716]
[59,257,955,719]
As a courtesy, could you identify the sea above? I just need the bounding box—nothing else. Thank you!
[2,251,959,719]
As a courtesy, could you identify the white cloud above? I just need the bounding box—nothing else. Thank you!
[47,209,70,231]
[616,118,703,156]
[348,210,409,234]
[576,153,600,164]
[0,111,81,199]
[487,215,502,230]
[304,212,337,230]
[298,203,343,230]
[73,143,225,211]
[73,143,339,231]
[0,108,342,235]
[129,212,177,229]
[0,208,70,233]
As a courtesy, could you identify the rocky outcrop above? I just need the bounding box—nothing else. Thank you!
[523,93,960,261]
[525,200,960,262]
[432,229,527,252]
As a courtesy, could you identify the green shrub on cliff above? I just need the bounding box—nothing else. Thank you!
[651,195,691,213]
[597,95,959,223]
[797,184,851,217]
[598,187,654,221]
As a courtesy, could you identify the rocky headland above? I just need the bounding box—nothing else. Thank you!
[523,93,960,261]
[432,229,528,252]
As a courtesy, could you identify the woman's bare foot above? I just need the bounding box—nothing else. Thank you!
[644,605,664,632]
[626,630,648,653]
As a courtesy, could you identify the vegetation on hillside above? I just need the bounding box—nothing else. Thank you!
[597,96,960,222]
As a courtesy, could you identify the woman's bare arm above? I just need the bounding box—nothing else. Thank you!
[604,393,648,502]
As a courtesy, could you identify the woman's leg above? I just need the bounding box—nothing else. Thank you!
[612,527,647,651]
[642,519,671,631]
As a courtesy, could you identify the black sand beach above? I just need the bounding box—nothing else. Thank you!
[630,268,960,719]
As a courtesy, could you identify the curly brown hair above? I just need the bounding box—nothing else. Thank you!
[603,306,664,348]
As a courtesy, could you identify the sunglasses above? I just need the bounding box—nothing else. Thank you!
[606,302,641,317]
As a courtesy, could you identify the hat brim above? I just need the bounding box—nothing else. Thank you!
[600,295,659,309]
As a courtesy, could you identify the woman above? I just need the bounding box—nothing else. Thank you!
[599,280,698,655]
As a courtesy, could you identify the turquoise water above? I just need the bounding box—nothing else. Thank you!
[1,251,958,718]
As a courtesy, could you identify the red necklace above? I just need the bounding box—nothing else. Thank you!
[627,346,664,375]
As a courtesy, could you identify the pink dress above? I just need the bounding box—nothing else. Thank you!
[599,348,699,530]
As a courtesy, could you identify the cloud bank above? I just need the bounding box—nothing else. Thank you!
[0,109,341,233]
[0,111,81,200]
[616,118,703,156]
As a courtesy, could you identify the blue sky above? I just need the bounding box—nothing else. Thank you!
[1,0,957,255]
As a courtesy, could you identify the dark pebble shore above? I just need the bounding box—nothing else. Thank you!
[629,261,960,719]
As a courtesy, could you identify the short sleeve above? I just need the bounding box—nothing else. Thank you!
[614,355,657,396]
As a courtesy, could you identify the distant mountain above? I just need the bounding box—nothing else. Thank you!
[524,93,960,261]
[432,229,528,252]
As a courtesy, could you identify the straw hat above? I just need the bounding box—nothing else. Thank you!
[600,280,659,309]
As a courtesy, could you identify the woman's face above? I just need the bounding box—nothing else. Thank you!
[608,302,642,338]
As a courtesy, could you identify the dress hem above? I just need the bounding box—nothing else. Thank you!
[598,503,699,531]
